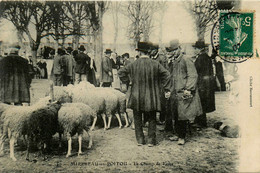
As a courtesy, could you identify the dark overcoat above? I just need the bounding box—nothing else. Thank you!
[87,59,98,87]
[101,56,113,83]
[118,55,171,112]
[169,54,203,122]
[0,54,31,104]
[74,53,91,74]
[195,52,216,113]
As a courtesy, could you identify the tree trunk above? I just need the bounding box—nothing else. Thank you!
[73,35,80,50]
[113,2,119,52]
[17,30,24,49]
[196,25,206,42]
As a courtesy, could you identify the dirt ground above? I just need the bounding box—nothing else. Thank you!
[0,80,240,173]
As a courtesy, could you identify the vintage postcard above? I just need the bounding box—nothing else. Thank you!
[0,0,259,172]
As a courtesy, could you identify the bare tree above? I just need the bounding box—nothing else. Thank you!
[110,1,121,52]
[63,1,91,49]
[124,1,158,47]
[157,1,168,47]
[185,0,240,43]
[184,0,218,43]
[1,1,32,48]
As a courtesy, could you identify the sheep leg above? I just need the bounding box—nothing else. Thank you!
[90,116,97,131]
[115,113,123,129]
[87,132,93,149]
[78,134,82,156]
[26,136,31,161]
[107,115,112,129]
[123,112,129,127]
[58,133,62,148]
[10,136,17,161]
[0,133,7,156]
[66,134,72,158]
[101,114,108,130]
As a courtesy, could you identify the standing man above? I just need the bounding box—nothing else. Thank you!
[0,46,32,105]
[52,48,65,86]
[150,44,172,129]
[74,45,91,84]
[64,47,76,85]
[101,49,113,87]
[193,41,216,128]
[167,40,203,145]
[118,42,171,147]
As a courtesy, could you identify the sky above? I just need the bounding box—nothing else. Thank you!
[0,0,259,48]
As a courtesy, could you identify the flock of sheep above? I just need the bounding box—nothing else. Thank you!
[0,82,131,161]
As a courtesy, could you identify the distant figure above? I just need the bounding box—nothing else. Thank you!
[64,47,76,85]
[37,59,48,79]
[52,48,65,86]
[101,49,113,87]
[74,45,91,84]
[87,53,98,87]
[0,46,32,105]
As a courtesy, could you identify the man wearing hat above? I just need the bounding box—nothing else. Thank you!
[63,47,76,85]
[74,45,91,84]
[101,49,113,87]
[193,41,216,128]
[0,46,32,105]
[52,48,66,86]
[118,42,171,147]
[166,39,203,145]
[150,43,172,127]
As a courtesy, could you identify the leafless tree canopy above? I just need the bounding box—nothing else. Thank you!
[123,1,158,47]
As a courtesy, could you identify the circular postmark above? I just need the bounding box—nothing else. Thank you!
[211,11,254,63]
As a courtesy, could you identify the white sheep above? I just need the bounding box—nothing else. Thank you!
[51,82,124,130]
[70,84,106,130]
[0,97,60,161]
[107,89,130,127]
[58,103,95,157]
[80,82,128,127]
[94,87,123,129]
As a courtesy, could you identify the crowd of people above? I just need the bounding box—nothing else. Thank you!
[0,40,227,147]
[118,40,218,146]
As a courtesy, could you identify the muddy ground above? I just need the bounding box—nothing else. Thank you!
[0,80,240,173]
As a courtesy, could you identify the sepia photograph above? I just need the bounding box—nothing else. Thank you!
[0,0,259,172]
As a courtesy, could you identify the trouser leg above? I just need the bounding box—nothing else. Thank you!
[133,110,144,144]
[194,113,207,128]
[175,120,188,139]
[102,82,111,87]
[147,111,157,145]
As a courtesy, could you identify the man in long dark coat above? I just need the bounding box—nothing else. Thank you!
[193,41,216,128]
[74,45,91,84]
[167,40,203,145]
[118,42,171,147]
[0,47,32,105]
[150,44,172,130]
[101,49,113,87]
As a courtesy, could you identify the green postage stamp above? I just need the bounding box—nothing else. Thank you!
[219,11,254,58]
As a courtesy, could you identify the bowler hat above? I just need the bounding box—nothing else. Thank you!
[135,42,150,53]
[104,49,112,54]
[166,39,180,52]
[66,47,73,54]
[192,41,207,49]
[78,45,86,51]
